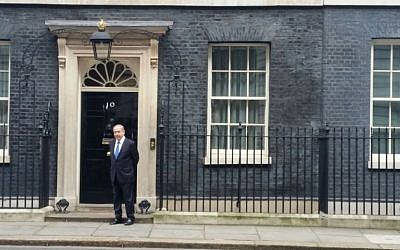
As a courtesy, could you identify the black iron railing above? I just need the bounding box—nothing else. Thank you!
[157,126,400,215]
[0,105,51,209]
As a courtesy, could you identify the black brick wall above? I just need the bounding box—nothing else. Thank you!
[323,7,400,126]
[0,5,398,208]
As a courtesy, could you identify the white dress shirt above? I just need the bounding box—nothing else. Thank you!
[114,136,126,155]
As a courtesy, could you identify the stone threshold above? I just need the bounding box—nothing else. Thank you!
[45,210,153,223]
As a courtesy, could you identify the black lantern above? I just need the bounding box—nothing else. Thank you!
[90,19,113,61]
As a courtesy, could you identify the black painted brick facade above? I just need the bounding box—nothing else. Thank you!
[0,5,399,206]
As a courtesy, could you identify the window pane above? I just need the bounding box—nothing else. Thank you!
[393,72,400,98]
[373,102,389,126]
[393,46,400,70]
[392,102,400,127]
[248,126,264,150]
[374,45,391,70]
[0,101,8,124]
[392,128,400,154]
[211,125,227,149]
[372,128,388,154]
[230,100,246,123]
[0,45,9,71]
[0,125,8,149]
[231,47,247,70]
[248,101,265,124]
[231,72,247,96]
[212,72,228,96]
[211,100,227,123]
[373,72,390,97]
[212,47,229,70]
[249,47,266,70]
[0,72,8,97]
[249,72,265,97]
[230,126,246,150]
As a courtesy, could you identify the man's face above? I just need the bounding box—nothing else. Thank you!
[113,125,125,141]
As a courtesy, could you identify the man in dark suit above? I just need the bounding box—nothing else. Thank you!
[109,124,139,226]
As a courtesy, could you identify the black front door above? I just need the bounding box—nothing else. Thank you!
[80,92,138,203]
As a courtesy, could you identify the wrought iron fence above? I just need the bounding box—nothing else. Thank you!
[157,126,400,215]
[0,132,50,209]
[0,105,51,209]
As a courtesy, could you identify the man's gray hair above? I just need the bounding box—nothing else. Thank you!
[113,124,125,131]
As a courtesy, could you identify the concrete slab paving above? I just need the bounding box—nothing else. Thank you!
[364,234,400,245]
[0,221,398,249]
[0,225,44,236]
[35,222,102,236]
[205,232,260,241]
[316,234,370,244]
[42,222,101,228]
[256,226,320,242]
[93,229,151,238]
[205,224,257,234]
[98,223,153,231]
[94,223,152,238]
[149,228,204,240]
[205,224,259,241]
[35,227,98,236]
[360,228,400,235]
[152,224,204,230]
[0,222,49,226]
[312,227,364,236]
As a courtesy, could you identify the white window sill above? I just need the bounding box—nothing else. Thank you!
[369,154,400,169]
[0,155,10,164]
[204,153,272,165]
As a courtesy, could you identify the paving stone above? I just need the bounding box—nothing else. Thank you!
[205,232,259,241]
[317,234,369,244]
[0,225,44,236]
[364,234,400,245]
[93,229,150,238]
[360,228,400,235]
[205,225,257,234]
[256,226,319,242]
[312,227,363,236]
[36,226,98,236]
[98,223,153,231]
[150,229,204,240]
[152,224,204,230]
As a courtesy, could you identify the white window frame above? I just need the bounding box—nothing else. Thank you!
[370,39,400,169]
[205,43,271,165]
[0,41,10,163]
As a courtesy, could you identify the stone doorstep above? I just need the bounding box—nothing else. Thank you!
[45,211,153,223]
[45,204,153,223]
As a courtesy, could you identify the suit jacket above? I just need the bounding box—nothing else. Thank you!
[109,138,139,184]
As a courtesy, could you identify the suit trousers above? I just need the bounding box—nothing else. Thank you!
[112,178,135,219]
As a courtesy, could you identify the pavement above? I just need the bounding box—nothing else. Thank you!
[0,221,400,249]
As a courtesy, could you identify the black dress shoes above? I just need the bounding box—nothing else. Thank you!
[110,218,123,225]
[124,217,135,226]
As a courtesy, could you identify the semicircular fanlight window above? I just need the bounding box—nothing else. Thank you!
[83,60,138,87]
